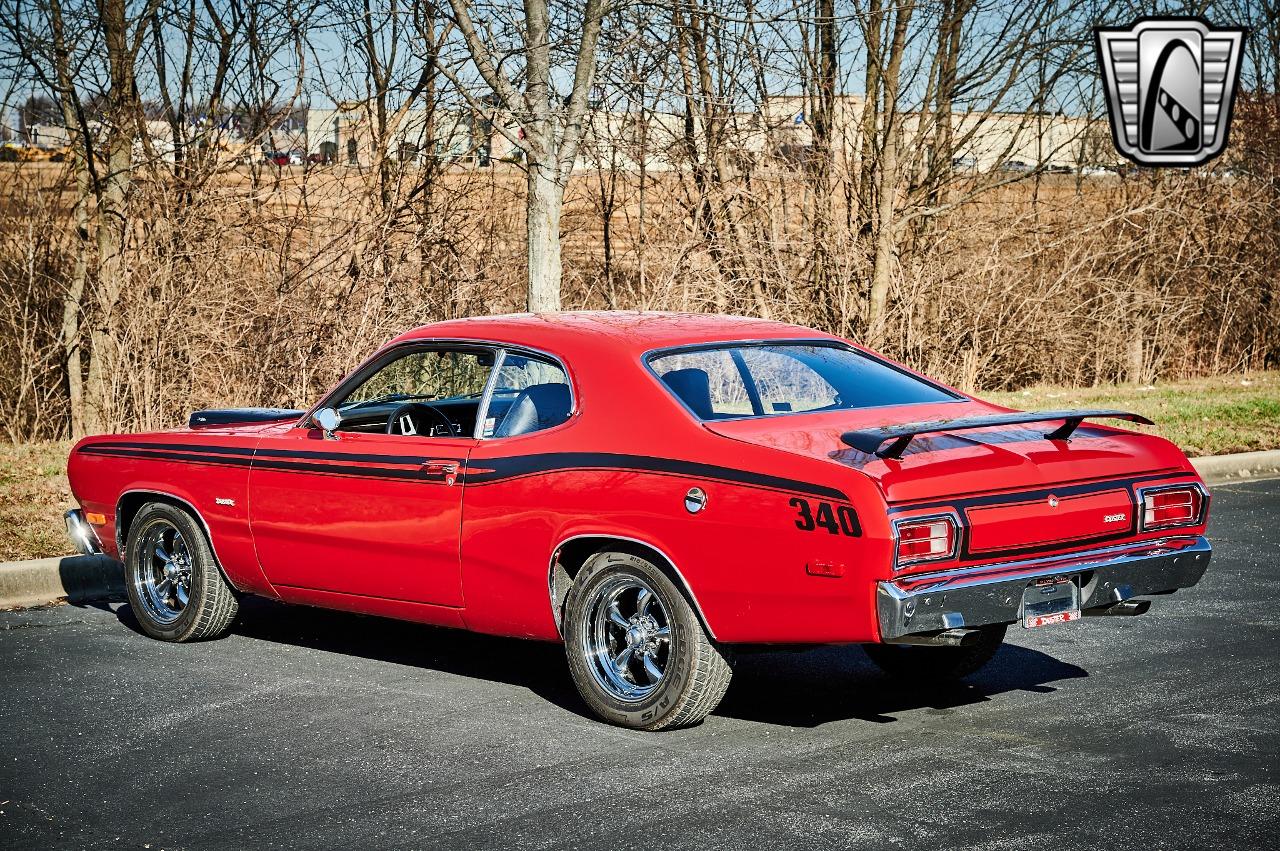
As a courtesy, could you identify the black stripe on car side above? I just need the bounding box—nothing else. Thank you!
[76,445,438,484]
[464,452,848,501]
[76,443,846,501]
[83,440,432,467]
[885,470,1196,514]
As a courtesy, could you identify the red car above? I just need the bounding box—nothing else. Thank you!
[64,312,1212,730]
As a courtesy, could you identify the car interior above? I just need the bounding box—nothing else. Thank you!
[651,342,959,419]
[661,369,716,419]
[330,346,572,439]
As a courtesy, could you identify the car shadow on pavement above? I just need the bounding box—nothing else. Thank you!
[714,643,1088,727]
[109,597,1087,729]
[111,596,587,714]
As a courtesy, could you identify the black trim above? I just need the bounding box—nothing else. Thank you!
[76,445,441,484]
[189,408,303,429]
[465,452,848,500]
[80,440,454,467]
[843,409,1155,459]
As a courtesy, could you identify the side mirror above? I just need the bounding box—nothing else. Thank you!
[314,407,342,440]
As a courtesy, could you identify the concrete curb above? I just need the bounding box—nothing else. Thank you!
[0,555,123,609]
[1,450,1276,609]
[1191,449,1280,485]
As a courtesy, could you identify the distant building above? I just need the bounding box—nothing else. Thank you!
[10,91,1121,173]
[763,94,1122,172]
[305,106,493,166]
[22,122,71,149]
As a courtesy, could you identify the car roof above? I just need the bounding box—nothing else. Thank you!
[391,311,836,358]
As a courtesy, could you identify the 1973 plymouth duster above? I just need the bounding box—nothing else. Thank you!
[65,312,1212,730]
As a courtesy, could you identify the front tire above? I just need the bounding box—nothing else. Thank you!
[124,502,239,642]
[862,624,1007,682]
[564,551,732,731]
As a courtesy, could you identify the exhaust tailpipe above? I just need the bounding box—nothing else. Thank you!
[885,628,981,648]
[1084,599,1151,617]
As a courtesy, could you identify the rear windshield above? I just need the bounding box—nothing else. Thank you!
[648,342,959,420]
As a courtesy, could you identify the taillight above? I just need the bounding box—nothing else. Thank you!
[1140,485,1205,530]
[893,515,958,568]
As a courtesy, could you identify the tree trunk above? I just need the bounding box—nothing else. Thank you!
[444,0,606,311]
[48,0,89,438]
[86,0,137,433]
[866,134,898,341]
[526,159,563,312]
[810,0,837,302]
[61,172,90,439]
[856,0,883,238]
[864,3,913,342]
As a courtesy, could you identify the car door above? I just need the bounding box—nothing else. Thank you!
[247,344,497,607]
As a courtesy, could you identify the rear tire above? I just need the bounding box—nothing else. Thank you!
[124,502,239,642]
[564,551,732,731]
[862,624,1007,681]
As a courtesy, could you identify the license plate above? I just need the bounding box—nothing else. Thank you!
[1021,576,1081,629]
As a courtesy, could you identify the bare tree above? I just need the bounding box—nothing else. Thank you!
[442,0,607,311]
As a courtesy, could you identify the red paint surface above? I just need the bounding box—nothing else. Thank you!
[65,312,1211,644]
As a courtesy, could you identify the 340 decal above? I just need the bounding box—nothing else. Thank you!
[789,498,862,537]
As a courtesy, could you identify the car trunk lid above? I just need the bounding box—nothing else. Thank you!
[704,401,1185,507]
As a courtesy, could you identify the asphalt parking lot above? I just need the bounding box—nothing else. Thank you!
[1,478,1277,850]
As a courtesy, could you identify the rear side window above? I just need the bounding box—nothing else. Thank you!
[643,349,754,418]
[480,353,572,438]
[649,343,957,420]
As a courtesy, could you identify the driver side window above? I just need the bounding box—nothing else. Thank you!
[344,349,493,405]
[335,347,496,437]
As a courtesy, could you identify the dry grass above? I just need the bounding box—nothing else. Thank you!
[1,147,1277,442]
[0,440,73,561]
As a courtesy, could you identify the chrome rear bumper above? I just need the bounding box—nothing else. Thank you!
[64,509,103,556]
[877,536,1211,640]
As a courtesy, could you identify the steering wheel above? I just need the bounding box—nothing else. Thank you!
[385,402,457,437]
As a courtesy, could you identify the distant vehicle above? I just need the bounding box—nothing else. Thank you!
[951,155,977,171]
[306,152,330,165]
[999,160,1032,173]
[1046,164,1073,174]
[262,151,303,166]
[65,313,1214,731]
[1081,165,1116,177]
[0,142,71,163]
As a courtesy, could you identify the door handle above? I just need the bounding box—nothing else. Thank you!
[422,460,459,485]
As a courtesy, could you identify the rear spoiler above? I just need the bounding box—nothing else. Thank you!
[841,409,1155,460]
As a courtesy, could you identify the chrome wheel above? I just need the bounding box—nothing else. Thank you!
[580,575,673,703]
[134,520,192,625]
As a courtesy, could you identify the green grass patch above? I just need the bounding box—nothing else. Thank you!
[985,371,1280,457]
